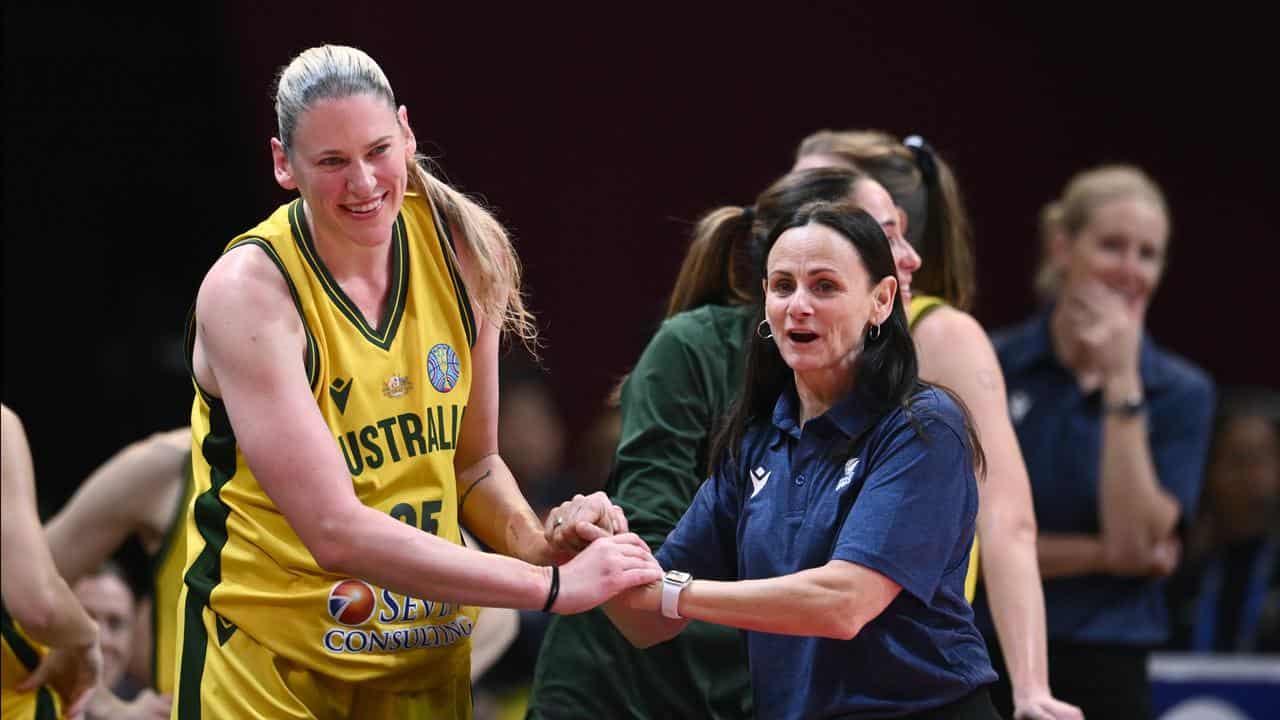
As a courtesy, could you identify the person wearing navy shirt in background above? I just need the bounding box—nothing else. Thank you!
[1166,386,1280,653]
[604,201,999,720]
[979,165,1214,720]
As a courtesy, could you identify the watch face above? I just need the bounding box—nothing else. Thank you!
[666,570,692,584]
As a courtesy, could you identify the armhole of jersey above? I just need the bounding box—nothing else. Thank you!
[0,600,40,671]
[425,196,478,348]
[909,297,946,332]
[184,237,321,399]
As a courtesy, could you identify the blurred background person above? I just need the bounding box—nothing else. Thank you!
[2,404,101,719]
[985,165,1215,720]
[70,563,169,720]
[1166,386,1280,653]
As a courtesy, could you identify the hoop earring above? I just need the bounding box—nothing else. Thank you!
[869,323,881,341]
[756,319,773,339]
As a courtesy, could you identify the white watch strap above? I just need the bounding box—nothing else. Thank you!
[661,577,685,619]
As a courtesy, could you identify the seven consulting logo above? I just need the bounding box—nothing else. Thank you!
[328,579,377,627]
[426,343,461,393]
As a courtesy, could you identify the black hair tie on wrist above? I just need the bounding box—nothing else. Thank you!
[903,134,939,188]
[542,565,560,612]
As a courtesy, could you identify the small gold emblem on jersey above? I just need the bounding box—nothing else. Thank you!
[382,375,413,398]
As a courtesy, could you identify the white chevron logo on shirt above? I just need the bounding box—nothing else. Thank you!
[750,466,771,498]
[836,457,859,490]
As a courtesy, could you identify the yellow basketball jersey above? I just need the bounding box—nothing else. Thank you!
[148,454,190,695]
[908,294,980,603]
[1,600,62,719]
[180,193,477,692]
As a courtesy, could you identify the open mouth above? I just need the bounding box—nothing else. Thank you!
[788,331,818,344]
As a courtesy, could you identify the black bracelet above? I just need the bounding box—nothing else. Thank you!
[541,565,560,612]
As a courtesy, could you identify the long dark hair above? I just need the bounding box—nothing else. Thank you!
[709,201,985,476]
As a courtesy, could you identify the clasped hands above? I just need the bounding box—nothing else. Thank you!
[539,492,665,614]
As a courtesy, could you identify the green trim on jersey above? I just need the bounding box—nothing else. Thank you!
[177,401,237,720]
[182,237,322,404]
[289,199,410,349]
[227,238,321,391]
[35,688,57,720]
[1,602,39,670]
[151,454,193,580]
[2,600,59,720]
[908,294,947,332]
[151,453,192,690]
[424,201,477,348]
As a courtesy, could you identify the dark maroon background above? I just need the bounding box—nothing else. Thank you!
[4,2,1273,512]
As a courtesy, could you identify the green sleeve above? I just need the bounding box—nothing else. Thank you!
[610,315,730,551]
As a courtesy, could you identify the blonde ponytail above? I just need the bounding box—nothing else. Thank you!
[407,157,537,351]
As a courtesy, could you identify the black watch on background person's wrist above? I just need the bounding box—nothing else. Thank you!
[1104,393,1147,417]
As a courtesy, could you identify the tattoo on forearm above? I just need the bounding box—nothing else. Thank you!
[458,470,492,514]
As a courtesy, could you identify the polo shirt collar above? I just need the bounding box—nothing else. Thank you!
[771,379,880,442]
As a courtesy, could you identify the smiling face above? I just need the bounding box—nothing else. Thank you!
[73,572,135,689]
[1058,196,1168,315]
[270,93,415,249]
[850,178,920,306]
[764,222,896,378]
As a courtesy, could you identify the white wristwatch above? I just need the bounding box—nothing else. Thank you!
[661,570,693,619]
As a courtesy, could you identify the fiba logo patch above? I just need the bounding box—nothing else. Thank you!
[426,343,461,393]
[328,579,377,627]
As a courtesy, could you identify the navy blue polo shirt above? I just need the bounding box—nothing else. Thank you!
[656,384,995,720]
[982,308,1214,646]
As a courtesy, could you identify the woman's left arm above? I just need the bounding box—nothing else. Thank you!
[452,312,553,565]
[915,309,1081,720]
[449,228,618,566]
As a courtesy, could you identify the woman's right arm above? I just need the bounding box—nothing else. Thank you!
[193,249,657,612]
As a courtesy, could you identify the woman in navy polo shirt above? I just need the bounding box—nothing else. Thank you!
[982,165,1215,720]
[605,201,999,720]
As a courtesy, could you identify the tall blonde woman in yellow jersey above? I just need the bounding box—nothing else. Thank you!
[177,45,660,720]
[1,404,101,720]
[795,131,1082,720]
